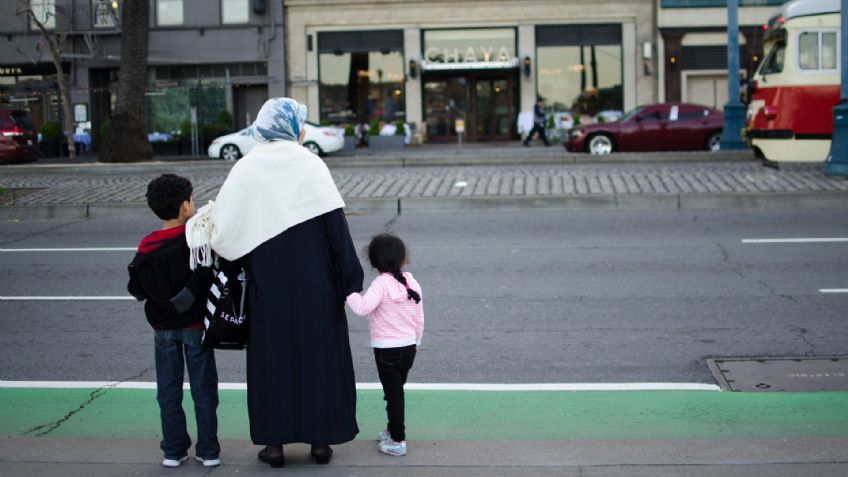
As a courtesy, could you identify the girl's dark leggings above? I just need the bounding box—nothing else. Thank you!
[374,345,417,442]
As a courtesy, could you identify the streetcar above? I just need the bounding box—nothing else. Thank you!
[747,0,841,163]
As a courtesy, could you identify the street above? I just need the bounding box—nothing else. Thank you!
[2,207,846,385]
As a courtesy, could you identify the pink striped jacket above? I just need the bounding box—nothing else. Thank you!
[346,272,424,348]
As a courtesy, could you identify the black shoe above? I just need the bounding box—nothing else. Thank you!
[523,142,529,147]
[310,445,333,464]
[258,445,284,468]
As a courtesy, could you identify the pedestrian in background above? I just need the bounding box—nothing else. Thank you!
[127,174,219,469]
[186,97,363,468]
[346,233,425,457]
[523,97,551,147]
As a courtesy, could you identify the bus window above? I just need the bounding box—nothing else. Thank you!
[822,32,837,69]
[759,43,785,75]
[799,32,819,69]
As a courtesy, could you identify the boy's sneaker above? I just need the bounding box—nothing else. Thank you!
[162,456,188,467]
[378,438,407,456]
[377,429,391,442]
[195,455,221,467]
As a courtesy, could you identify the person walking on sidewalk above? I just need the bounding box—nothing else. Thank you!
[346,233,424,457]
[185,97,363,468]
[523,97,551,147]
[127,174,219,469]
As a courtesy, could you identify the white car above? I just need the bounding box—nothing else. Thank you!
[208,122,344,160]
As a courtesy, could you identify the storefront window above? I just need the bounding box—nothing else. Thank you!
[318,51,405,125]
[537,44,622,117]
[146,81,228,141]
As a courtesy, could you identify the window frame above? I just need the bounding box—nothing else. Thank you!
[221,0,249,25]
[758,41,786,76]
[796,29,840,73]
[29,0,56,30]
[156,0,184,27]
[92,0,117,28]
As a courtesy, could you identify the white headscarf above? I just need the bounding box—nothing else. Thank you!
[186,98,344,266]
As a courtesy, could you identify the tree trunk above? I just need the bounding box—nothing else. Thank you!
[55,66,76,161]
[99,0,152,163]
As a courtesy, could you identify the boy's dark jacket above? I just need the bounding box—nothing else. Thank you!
[127,225,212,329]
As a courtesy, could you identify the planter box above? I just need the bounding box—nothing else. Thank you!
[343,136,356,153]
[151,141,182,157]
[368,135,405,150]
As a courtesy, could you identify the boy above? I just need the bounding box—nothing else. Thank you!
[127,174,220,468]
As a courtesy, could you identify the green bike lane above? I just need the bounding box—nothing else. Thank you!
[3,387,848,441]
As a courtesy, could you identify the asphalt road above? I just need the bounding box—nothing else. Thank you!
[1,207,846,385]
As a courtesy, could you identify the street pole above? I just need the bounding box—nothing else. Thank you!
[721,0,747,150]
[825,0,848,175]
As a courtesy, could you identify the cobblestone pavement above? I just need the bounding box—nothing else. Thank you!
[1,161,847,206]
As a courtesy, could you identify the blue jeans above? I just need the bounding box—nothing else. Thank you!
[154,328,220,460]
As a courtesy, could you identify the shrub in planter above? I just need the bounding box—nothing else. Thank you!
[343,125,356,153]
[151,138,182,156]
[39,121,61,157]
[368,118,381,137]
[369,118,405,150]
[202,122,233,151]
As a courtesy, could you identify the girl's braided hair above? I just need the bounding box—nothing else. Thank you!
[366,233,421,304]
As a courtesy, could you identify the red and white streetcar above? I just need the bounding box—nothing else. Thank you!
[748,0,842,162]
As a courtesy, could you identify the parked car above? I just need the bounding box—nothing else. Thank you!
[0,109,39,164]
[208,122,344,160]
[565,103,724,155]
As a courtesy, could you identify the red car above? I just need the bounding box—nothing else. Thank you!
[565,103,724,155]
[0,109,39,164]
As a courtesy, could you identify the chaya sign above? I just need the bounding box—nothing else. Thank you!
[424,46,513,64]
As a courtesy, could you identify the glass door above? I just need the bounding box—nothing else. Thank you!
[472,77,513,141]
[422,76,469,141]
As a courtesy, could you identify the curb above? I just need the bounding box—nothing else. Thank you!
[2,191,845,220]
[0,151,755,174]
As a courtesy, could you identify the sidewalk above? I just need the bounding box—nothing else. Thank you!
[2,149,847,219]
[3,436,847,476]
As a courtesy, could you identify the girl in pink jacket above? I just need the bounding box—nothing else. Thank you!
[346,233,424,457]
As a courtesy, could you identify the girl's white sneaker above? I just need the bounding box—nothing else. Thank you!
[378,438,407,456]
[162,456,187,467]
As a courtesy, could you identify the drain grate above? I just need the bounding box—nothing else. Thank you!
[707,357,848,391]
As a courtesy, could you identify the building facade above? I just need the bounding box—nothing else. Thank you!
[286,0,658,143]
[657,0,783,109]
[0,0,285,151]
[1,0,789,150]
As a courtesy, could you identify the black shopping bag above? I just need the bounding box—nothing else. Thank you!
[203,260,248,350]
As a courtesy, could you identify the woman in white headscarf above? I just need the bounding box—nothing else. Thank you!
[187,98,363,467]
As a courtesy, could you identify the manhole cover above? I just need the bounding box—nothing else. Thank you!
[707,357,848,392]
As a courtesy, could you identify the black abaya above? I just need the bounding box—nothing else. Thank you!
[245,208,364,445]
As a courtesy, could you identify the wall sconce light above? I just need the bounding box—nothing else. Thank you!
[668,54,678,72]
[523,56,531,78]
[408,59,418,79]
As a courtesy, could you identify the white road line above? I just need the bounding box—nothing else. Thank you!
[0,247,136,252]
[0,381,721,392]
[820,289,848,294]
[742,238,848,244]
[0,296,135,301]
